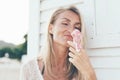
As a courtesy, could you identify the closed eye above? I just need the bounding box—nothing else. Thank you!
[62,23,69,26]
[75,27,81,31]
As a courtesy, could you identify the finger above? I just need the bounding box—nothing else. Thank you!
[69,57,74,63]
[69,47,76,54]
[80,48,85,53]
[69,47,82,55]
[67,41,75,49]
[69,57,78,68]
[69,52,76,58]
[78,49,87,57]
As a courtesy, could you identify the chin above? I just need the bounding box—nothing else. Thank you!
[60,41,69,47]
[65,41,70,47]
[66,44,69,47]
[59,39,72,47]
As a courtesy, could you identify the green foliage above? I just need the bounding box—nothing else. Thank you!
[0,34,27,61]
[0,48,6,57]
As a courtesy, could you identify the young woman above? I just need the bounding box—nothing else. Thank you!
[20,6,97,80]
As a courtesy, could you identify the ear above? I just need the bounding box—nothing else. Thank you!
[48,24,53,34]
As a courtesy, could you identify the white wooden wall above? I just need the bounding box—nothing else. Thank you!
[28,0,120,80]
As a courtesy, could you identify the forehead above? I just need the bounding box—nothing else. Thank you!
[57,10,80,22]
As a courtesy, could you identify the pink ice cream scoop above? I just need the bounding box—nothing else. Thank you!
[71,29,82,52]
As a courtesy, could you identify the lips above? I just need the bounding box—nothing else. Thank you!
[64,35,73,40]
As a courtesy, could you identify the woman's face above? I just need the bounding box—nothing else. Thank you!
[49,10,81,47]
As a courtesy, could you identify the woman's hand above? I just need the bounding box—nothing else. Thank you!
[67,41,97,80]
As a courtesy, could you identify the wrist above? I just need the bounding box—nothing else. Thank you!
[86,69,97,80]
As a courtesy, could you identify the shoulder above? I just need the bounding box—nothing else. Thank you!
[22,58,36,67]
[21,58,37,73]
[20,58,44,80]
[21,57,44,73]
[20,58,38,80]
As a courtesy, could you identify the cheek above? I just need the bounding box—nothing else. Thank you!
[52,24,68,42]
[53,31,62,41]
[52,25,65,38]
[52,31,64,43]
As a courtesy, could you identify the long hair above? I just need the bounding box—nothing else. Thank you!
[38,6,86,80]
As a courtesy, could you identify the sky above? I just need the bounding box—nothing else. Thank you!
[0,0,29,45]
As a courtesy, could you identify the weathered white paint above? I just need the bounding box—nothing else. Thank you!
[90,57,120,68]
[87,0,120,48]
[40,0,83,11]
[95,69,120,80]
[87,48,120,56]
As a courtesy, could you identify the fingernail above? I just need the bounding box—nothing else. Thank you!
[67,41,70,43]
[69,58,73,62]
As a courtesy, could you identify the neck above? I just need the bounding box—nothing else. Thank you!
[52,42,69,68]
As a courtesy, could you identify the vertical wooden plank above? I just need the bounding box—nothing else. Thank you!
[28,0,40,59]
[87,0,120,48]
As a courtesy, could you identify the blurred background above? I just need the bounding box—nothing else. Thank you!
[0,0,28,80]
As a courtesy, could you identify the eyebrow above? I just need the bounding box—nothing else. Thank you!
[75,22,81,25]
[61,18,71,22]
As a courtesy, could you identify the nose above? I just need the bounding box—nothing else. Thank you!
[68,25,74,33]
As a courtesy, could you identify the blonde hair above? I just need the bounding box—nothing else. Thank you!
[38,6,86,80]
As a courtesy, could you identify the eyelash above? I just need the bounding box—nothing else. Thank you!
[75,27,81,31]
[62,23,81,31]
[62,23,68,26]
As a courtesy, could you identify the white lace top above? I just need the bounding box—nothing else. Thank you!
[20,59,44,80]
[20,59,76,80]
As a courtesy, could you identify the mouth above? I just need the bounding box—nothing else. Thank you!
[64,35,73,40]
